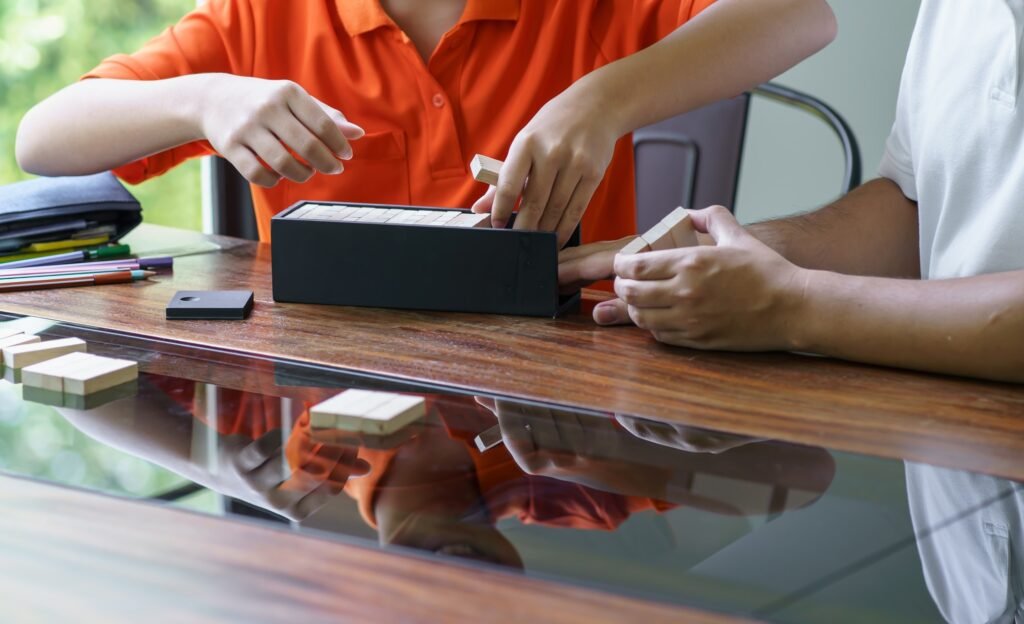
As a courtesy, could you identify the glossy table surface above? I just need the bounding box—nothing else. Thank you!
[1,225,1022,482]
[0,225,1021,622]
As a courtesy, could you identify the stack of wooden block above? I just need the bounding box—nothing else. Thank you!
[0,330,139,405]
[285,204,492,228]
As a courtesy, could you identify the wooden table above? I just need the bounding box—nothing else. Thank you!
[2,225,1022,481]
[1,224,1022,622]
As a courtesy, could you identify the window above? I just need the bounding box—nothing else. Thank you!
[0,0,201,230]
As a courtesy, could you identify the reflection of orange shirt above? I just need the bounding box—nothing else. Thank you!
[83,0,715,242]
[149,374,669,528]
[345,396,673,530]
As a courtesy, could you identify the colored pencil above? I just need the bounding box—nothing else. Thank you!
[0,267,139,281]
[0,244,132,268]
[0,256,170,278]
[0,262,140,279]
[0,270,155,293]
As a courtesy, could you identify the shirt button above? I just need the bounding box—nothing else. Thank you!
[432,93,445,108]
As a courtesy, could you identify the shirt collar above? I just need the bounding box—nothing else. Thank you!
[339,0,520,37]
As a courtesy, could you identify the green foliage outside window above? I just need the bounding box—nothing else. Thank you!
[0,0,202,230]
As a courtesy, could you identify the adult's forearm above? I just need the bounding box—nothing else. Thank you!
[585,0,837,137]
[16,76,209,176]
[794,269,1024,383]
[748,178,921,278]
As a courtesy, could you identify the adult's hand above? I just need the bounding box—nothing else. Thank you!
[201,75,364,187]
[595,206,810,351]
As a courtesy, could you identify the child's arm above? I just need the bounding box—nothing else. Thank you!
[478,0,837,246]
[17,73,364,187]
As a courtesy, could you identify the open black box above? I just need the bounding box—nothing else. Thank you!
[271,201,580,317]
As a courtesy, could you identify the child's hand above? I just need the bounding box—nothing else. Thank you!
[200,75,364,187]
[472,86,619,247]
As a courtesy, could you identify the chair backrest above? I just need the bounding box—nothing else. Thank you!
[633,83,862,231]
[632,94,750,233]
[210,157,258,241]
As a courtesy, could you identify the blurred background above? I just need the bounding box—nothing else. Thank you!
[0,0,921,225]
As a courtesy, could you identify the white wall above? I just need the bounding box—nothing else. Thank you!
[734,0,922,224]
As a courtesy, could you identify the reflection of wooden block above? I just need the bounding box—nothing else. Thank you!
[0,333,40,357]
[449,213,492,228]
[470,154,503,186]
[310,389,426,435]
[4,337,86,369]
[619,236,651,256]
[0,327,25,341]
[61,355,138,396]
[473,425,504,453]
[22,352,93,392]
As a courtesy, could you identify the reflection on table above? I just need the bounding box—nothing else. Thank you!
[54,364,837,572]
[906,464,1024,623]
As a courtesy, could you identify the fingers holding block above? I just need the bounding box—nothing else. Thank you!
[618,236,652,256]
[662,207,699,248]
[622,207,700,257]
[4,337,86,369]
[310,389,426,436]
[470,154,503,186]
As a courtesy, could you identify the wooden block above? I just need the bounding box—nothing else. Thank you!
[0,333,40,355]
[470,154,503,186]
[449,213,492,228]
[428,211,460,225]
[0,327,27,341]
[21,352,93,392]
[661,207,699,247]
[619,236,651,256]
[61,355,139,396]
[473,425,504,453]
[310,389,426,435]
[642,220,675,251]
[3,337,86,369]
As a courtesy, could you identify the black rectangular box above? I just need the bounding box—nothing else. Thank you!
[271,202,579,317]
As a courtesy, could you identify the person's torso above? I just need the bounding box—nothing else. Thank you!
[900,0,1024,279]
[248,0,639,243]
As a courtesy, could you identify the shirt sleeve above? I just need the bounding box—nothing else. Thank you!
[877,53,918,201]
[590,0,718,62]
[81,0,258,183]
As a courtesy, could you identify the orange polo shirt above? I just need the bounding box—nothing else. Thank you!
[83,0,715,242]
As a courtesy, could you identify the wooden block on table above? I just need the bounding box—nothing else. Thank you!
[21,351,94,392]
[448,213,492,228]
[61,355,139,396]
[3,337,86,369]
[473,425,504,453]
[470,154,503,186]
[310,389,426,435]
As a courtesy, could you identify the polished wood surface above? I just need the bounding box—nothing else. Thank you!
[1,225,1023,483]
[0,474,743,623]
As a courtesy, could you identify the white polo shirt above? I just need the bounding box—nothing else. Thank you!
[879,0,1024,280]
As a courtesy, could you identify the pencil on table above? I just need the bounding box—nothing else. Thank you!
[0,270,156,293]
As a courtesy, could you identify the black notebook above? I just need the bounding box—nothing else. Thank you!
[0,172,142,249]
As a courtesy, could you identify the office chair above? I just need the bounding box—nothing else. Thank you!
[633,81,862,231]
[210,82,861,240]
